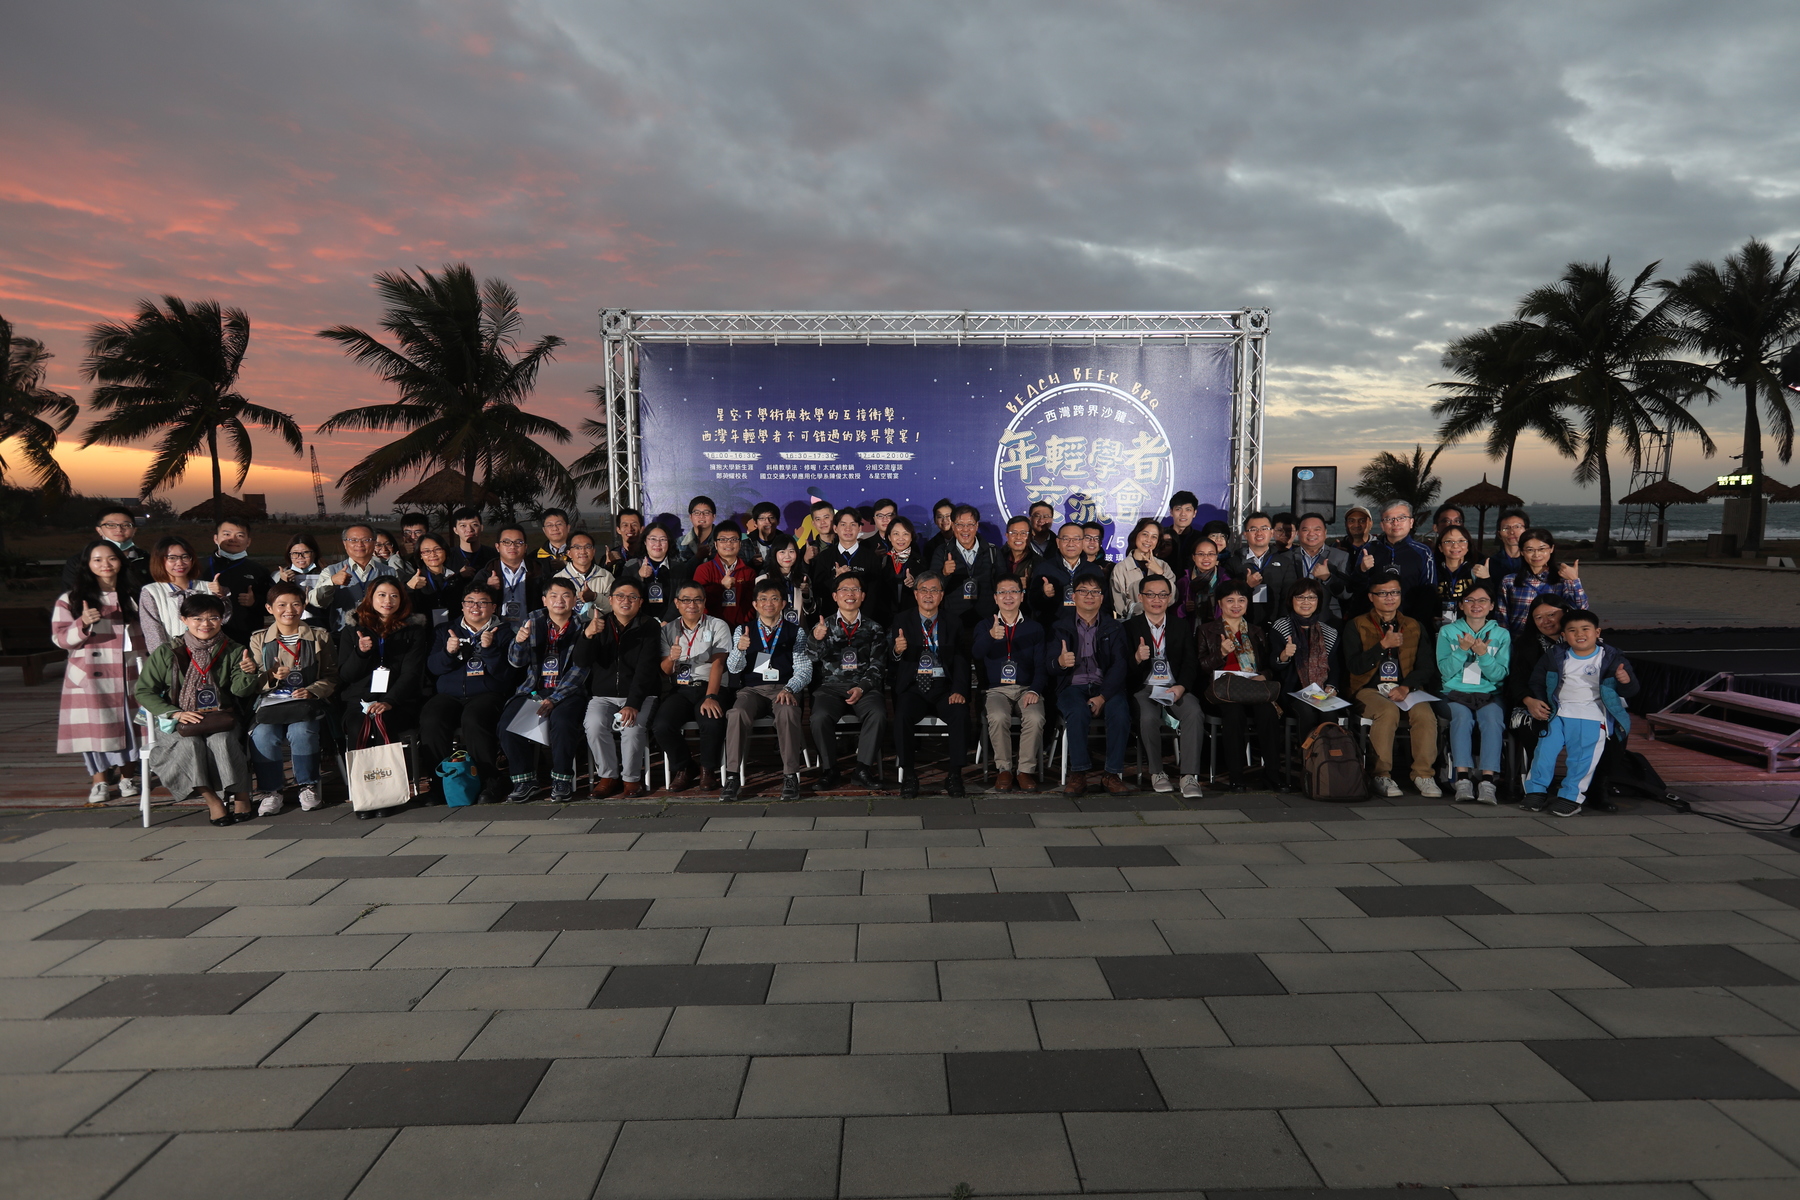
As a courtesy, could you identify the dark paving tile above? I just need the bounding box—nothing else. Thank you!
[249,824,371,840]
[1742,877,1800,908]
[591,963,774,1008]
[489,899,652,931]
[675,848,809,873]
[922,813,1033,829]
[1244,806,1367,822]
[374,805,456,823]
[946,1048,1165,1113]
[1752,830,1800,853]
[1340,885,1509,917]
[669,803,769,817]
[297,1058,550,1128]
[783,800,872,817]
[37,907,234,940]
[0,860,74,884]
[1210,1191,1455,1200]
[974,796,1078,813]
[1400,836,1549,862]
[930,892,1078,923]
[0,808,139,828]
[1046,845,1177,868]
[448,803,562,820]
[1575,944,1799,988]
[287,855,443,879]
[1528,1036,1800,1100]
[51,972,281,1017]
[870,798,973,818]
[1098,953,1287,999]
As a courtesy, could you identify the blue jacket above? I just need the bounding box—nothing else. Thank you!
[971,614,1049,695]
[1048,612,1128,699]
[506,611,590,704]
[426,618,516,698]
[1529,641,1640,738]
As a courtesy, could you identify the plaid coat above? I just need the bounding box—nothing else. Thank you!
[54,592,141,754]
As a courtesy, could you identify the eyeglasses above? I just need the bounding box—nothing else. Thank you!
[498,539,527,548]
[676,596,705,604]
[99,522,133,531]
[613,595,641,603]
[1381,516,1411,525]
[344,537,372,546]
[1370,589,1402,598]
[463,599,494,608]
[164,554,192,564]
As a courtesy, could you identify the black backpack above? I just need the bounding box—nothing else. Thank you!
[1598,735,1671,804]
[1303,722,1367,802]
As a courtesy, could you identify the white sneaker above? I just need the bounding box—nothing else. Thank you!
[1477,780,1499,805]
[86,781,110,805]
[1374,775,1402,798]
[1151,772,1174,793]
[1454,777,1474,802]
[1180,775,1204,800]
[255,791,284,817]
[1414,776,1443,798]
[298,787,321,811]
[117,775,140,798]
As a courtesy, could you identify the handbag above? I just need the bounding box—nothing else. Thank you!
[346,713,409,812]
[437,751,482,807]
[1208,674,1282,705]
[177,710,237,738]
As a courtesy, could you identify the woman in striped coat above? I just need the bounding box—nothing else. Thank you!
[55,541,145,805]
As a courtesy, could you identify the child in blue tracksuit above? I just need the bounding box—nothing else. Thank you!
[1521,608,1639,817]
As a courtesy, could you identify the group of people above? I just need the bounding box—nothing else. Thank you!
[52,491,1635,819]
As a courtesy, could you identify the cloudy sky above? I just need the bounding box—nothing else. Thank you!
[5,0,1797,513]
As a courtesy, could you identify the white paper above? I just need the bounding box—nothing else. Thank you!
[505,705,551,745]
[368,667,391,694]
[1461,658,1482,687]
[1396,690,1440,711]
[1149,685,1177,705]
[1213,669,1258,679]
[1289,688,1351,712]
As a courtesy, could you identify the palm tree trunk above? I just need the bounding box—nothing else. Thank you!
[1500,438,1516,496]
[1596,454,1613,556]
[207,425,223,514]
[463,449,477,506]
[1744,379,1764,553]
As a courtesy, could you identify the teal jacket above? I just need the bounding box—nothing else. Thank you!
[1435,617,1510,697]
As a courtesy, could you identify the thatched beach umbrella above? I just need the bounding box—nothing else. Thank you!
[1618,478,1704,550]
[1443,476,1523,552]
[179,493,267,522]
[395,469,492,527]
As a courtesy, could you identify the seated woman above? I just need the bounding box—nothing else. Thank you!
[403,532,464,628]
[339,577,433,789]
[134,592,260,825]
[1437,583,1512,805]
[1196,581,1285,792]
[57,539,146,804]
[1270,578,1344,746]
[246,581,338,816]
[421,583,515,803]
[497,578,590,803]
[139,535,231,653]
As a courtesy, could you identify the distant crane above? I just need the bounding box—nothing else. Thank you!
[310,446,328,519]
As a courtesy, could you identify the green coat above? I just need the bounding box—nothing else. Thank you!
[135,638,262,718]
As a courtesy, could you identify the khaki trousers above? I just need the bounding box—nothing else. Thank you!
[1356,688,1438,779]
[724,683,808,775]
[983,683,1046,773]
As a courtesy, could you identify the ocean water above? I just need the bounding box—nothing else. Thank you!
[1324,501,1800,543]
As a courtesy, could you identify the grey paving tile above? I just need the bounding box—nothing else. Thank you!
[1738,942,1800,979]
[698,924,857,963]
[1207,993,1420,1045]
[1032,997,1227,1050]
[1615,882,1796,912]
[595,1116,838,1200]
[0,1015,126,1071]
[1063,1109,1321,1191]
[112,1128,393,1200]
[786,894,930,924]
[1498,857,1664,885]
[1341,883,1510,917]
[373,930,556,969]
[1286,1104,1562,1185]
[263,1010,489,1065]
[1145,1044,1374,1108]
[1288,837,1425,864]
[35,906,232,940]
[414,965,606,1010]
[726,870,861,897]
[461,1007,670,1059]
[1577,944,1800,988]
[0,860,76,885]
[65,1013,309,1070]
[1641,856,1800,884]
[1122,866,1263,893]
[657,1001,849,1055]
[1450,913,1642,948]
[1262,950,1455,993]
[0,976,104,1020]
[341,903,508,934]
[857,921,1012,961]
[1339,1041,1588,1104]
[992,865,1130,892]
[452,875,602,903]
[937,957,1109,1000]
[29,882,211,910]
[1419,947,1632,990]
[1499,1099,1799,1182]
[945,1046,1161,1112]
[1378,860,1531,886]
[77,1065,346,1133]
[215,934,406,973]
[861,867,995,893]
[423,852,565,877]
[1479,883,1653,913]
[1158,917,1330,954]
[839,1113,1076,1198]
[739,1053,946,1116]
[342,1124,621,1200]
[1205,886,1366,918]
[0,1070,141,1136]
[1719,1035,1800,1090]
[1303,915,1485,952]
[592,963,772,1008]
[1253,863,1409,888]
[1742,877,1800,907]
[1385,989,1612,1042]
[1073,893,1228,924]
[928,891,1075,922]
[538,928,706,966]
[766,961,938,1003]
[925,845,1052,868]
[288,855,442,878]
[1712,1097,1800,1166]
[237,969,441,1014]
[177,880,347,907]
[311,877,471,905]
[1008,919,1171,958]
[54,971,280,1017]
[0,1132,165,1200]
[851,1000,1039,1053]
[297,1057,549,1127]
[1562,987,1798,1038]
[520,1055,744,1120]
[43,935,252,977]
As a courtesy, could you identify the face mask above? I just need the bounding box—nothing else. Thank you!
[214,548,247,561]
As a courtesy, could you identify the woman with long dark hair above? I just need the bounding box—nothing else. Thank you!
[139,535,231,653]
[56,540,146,804]
[753,535,812,626]
[402,532,464,627]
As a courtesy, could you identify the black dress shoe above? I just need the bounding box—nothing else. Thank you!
[899,778,920,799]
[209,811,236,828]
[851,765,881,790]
[818,769,842,790]
[944,771,967,798]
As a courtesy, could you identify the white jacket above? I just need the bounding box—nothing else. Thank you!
[136,580,232,654]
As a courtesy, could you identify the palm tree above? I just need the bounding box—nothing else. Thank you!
[1658,239,1800,553]
[1431,321,1576,494]
[317,264,572,507]
[1520,260,1715,554]
[1,314,78,501]
[1352,444,1444,512]
[80,297,302,509]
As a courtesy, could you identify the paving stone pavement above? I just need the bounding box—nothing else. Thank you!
[3,793,1800,1199]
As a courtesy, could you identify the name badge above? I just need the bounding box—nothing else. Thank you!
[1462,657,1482,687]
[962,578,975,600]
[465,659,485,678]
[1378,656,1400,683]
[840,650,858,670]
[196,687,219,710]
[918,651,944,677]
[542,655,561,688]
[283,669,305,688]
[754,652,779,681]
[1149,656,1173,684]
[648,583,664,603]
[368,666,391,693]
[723,587,737,605]
[504,601,523,620]
[999,659,1019,683]
[675,666,694,685]
[784,607,799,625]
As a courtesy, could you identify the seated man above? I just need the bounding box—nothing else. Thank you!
[1521,608,1639,817]
[889,573,970,798]
[1125,575,1204,799]
[497,578,589,803]
[571,579,661,799]
[809,573,887,789]
[421,584,515,803]
[720,580,814,802]
[1343,569,1441,798]
[1051,576,1131,795]
[972,576,1048,792]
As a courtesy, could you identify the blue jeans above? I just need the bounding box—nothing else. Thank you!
[1446,698,1503,773]
[250,719,322,790]
[1057,684,1129,775]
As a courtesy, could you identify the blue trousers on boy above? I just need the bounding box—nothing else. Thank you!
[1524,714,1606,806]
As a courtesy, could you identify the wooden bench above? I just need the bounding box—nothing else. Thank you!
[1647,672,1800,772]
[0,606,65,686]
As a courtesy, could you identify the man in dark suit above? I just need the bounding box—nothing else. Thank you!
[1263,513,1352,622]
[1049,575,1131,795]
[809,508,885,619]
[1123,574,1205,798]
[926,504,1004,634]
[889,572,971,799]
[1028,523,1110,627]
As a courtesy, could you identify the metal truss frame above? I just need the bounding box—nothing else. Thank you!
[595,309,1269,523]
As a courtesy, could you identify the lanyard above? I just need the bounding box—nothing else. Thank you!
[545,618,572,655]
[502,563,526,591]
[837,615,861,642]
[680,622,704,661]
[755,621,780,653]
[1147,620,1167,657]
[921,616,939,655]
[274,635,304,673]
[191,651,215,691]
[999,616,1017,659]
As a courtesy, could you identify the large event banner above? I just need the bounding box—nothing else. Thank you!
[637,341,1234,553]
